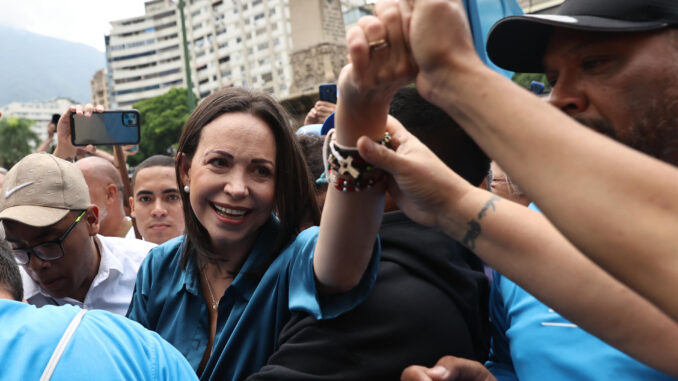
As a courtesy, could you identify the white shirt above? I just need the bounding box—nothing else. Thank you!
[21,234,156,315]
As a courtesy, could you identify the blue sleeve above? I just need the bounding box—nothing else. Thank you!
[485,271,519,381]
[125,247,154,327]
[287,227,381,320]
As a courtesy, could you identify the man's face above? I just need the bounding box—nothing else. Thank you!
[2,210,97,300]
[543,28,678,165]
[130,166,184,244]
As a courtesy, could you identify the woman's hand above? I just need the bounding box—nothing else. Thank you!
[335,0,417,145]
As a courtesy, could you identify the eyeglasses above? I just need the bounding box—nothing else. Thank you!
[11,210,86,265]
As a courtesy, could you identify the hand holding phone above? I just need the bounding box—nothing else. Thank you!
[70,110,141,146]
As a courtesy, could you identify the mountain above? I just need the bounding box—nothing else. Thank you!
[0,25,105,106]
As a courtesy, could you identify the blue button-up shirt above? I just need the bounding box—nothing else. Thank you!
[127,218,380,380]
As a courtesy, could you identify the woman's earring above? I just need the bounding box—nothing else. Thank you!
[183,185,190,193]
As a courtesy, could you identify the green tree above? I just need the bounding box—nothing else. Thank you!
[128,87,192,166]
[512,72,551,94]
[0,117,39,168]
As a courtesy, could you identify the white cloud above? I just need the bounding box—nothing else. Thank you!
[0,0,147,52]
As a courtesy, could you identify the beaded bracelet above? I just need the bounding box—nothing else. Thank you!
[322,128,391,192]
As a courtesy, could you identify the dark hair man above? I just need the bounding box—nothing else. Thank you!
[0,153,155,315]
[129,155,185,244]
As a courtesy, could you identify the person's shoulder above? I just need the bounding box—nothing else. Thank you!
[69,308,198,379]
[99,235,156,256]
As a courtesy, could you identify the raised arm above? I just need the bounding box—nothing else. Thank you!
[313,2,415,294]
[360,119,678,376]
[388,0,678,324]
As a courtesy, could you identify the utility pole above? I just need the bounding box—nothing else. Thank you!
[178,0,197,111]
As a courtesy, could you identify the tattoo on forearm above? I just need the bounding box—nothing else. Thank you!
[461,220,481,249]
[477,195,500,219]
[461,195,501,250]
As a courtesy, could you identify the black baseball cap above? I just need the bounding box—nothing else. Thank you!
[486,0,678,73]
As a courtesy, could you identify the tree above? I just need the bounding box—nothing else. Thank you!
[128,88,192,166]
[0,117,39,168]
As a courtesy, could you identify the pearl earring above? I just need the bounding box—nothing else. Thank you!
[183,185,190,193]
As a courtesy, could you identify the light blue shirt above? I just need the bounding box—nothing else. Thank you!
[0,300,197,381]
[127,218,380,380]
[485,203,675,380]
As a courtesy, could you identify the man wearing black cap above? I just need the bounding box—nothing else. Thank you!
[332,0,678,380]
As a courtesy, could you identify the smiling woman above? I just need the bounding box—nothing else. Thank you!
[126,87,386,380]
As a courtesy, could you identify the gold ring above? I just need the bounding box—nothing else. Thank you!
[368,38,389,51]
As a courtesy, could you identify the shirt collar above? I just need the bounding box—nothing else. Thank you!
[24,235,117,301]
[180,217,280,301]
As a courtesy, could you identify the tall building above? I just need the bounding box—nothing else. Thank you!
[91,69,111,109]
[288,0,347,95]
[0,97,76,142]
[106,0,184,108]
[106,0,295,107]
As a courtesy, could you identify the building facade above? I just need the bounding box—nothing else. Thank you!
[106,0,296,108]
[106,0,185,108]
[0,97,76,142]
[91,69,111,109]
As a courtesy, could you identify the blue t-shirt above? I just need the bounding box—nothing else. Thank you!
[0,300,197,381]
[485,203,675,380]
[127,219,380,380]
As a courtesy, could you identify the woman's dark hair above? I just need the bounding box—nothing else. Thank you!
[175,87,320,268]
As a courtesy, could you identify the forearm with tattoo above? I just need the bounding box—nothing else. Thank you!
[461,195,501,249]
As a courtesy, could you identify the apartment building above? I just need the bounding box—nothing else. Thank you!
[0,97,76,142]
[106,0,294,108]
[106,0,184,108]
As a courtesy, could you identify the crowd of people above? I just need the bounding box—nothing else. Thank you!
[1,0,677,379]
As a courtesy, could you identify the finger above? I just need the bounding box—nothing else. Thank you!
[433,356,494,381]
[358,15,389,62]
[316,101,336,108]
[398,0,415,47]
[346,25,369,74]
[84,103,95,117]
[401,365,433,381]
[95,104,104,113]
[357,135,403,176]
[378,1,417,79]
[74,104,84,116]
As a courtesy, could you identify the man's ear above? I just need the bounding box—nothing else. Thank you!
[85,205,100,236]
[105,183,118,204]
[177,152,191,188]
[129,196,136,218]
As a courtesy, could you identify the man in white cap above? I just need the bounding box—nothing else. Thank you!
[0,153,155,315]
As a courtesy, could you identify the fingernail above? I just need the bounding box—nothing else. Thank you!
[428,366,449,378]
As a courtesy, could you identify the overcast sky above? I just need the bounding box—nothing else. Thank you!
[0,0,147,52]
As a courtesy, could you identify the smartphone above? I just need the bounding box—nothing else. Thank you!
[318,83,337,104]
[51,113,61,125]
[70,110,141,146]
